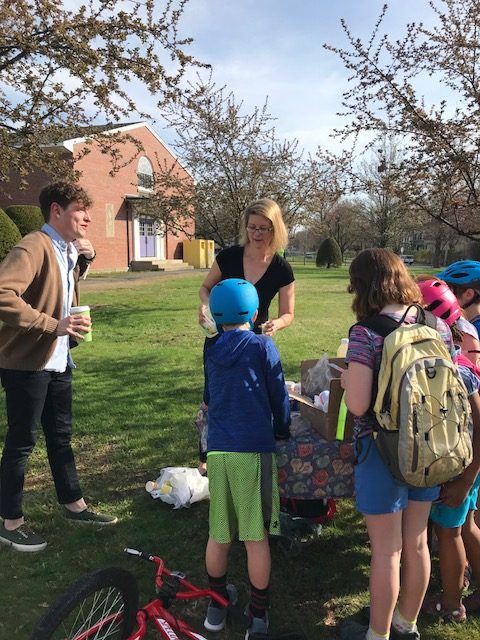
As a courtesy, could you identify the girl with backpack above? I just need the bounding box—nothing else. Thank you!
[339,249,454,640]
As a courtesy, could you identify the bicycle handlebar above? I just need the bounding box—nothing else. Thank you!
[123,547,228,608]
[124,547,156,562]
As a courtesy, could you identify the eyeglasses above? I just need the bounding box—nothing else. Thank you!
[246,224,273,234]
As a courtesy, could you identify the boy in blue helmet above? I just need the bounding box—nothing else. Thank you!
[203,278,290,638]
[436,261,480,336]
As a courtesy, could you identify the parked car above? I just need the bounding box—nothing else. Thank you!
[400,254,414,265]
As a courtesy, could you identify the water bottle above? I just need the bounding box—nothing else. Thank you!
[199,306,218,338]
[314,389,330,412]
[336,338,349,358]
[145,480,172,495]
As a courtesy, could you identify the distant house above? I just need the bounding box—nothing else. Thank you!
[0,122,195,271]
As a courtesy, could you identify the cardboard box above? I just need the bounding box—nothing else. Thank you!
[288,358,354,441]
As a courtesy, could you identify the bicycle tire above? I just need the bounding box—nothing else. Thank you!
[29,566,139,640]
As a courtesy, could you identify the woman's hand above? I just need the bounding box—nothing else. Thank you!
[261,319,278,336]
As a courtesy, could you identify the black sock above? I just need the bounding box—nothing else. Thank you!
[207,572,228,608]
[249,582,269,619]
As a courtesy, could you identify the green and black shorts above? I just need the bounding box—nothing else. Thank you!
[207,451,281,544]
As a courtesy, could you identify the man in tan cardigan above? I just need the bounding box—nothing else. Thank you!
[0,182,116,552]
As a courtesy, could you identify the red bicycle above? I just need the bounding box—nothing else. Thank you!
[30,547,230,640]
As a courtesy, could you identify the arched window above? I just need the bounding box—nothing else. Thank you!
[137,156,154,190]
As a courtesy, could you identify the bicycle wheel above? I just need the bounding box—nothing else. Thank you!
[30,567,139,640]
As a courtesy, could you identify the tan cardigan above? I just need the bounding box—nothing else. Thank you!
[0,231,80,370]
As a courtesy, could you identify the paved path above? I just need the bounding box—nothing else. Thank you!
[79,269,208,291]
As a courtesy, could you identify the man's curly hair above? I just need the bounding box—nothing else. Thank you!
[39,182,93,221]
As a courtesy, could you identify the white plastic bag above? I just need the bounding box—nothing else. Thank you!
[146,467,209,509]
[303,354,333,397]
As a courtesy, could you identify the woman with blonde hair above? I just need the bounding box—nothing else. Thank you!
[197,199,295,473]
[199,198,294,337]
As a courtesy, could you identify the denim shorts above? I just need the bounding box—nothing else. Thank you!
[430,474,480,528]
[354,436,440,515]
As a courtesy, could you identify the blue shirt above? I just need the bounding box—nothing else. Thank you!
[205,329,291,452]
[42,224,77,372]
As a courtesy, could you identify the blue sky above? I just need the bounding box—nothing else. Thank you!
[153,0,439,154]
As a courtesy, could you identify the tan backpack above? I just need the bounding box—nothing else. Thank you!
[358,306,473,487]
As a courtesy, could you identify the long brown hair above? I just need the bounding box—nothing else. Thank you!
[348,248,421,321]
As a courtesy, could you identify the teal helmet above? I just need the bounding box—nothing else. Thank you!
[209,279,259,328]
[435,260,480,285]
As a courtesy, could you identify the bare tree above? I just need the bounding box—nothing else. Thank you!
[324,199,371,255]
[150,77,337,247]
[324,0,480,241]
[0,0,203,190]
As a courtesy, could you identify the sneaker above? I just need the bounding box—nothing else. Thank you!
[356,608,420,640]
[422,594,467,623]
[0,523,47,552]
[338,620,368,640]
[63,507,118,525]
[245,613,269,640]
[464,589,480,613]
[390,626,420,640]
[204,584,238,632]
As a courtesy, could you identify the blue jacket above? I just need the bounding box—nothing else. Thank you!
[205,329,290,452]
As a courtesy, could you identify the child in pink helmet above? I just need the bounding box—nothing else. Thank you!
[417,277,480,621]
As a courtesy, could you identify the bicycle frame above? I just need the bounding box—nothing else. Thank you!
[58,548,228,640]
[124,548,228,640]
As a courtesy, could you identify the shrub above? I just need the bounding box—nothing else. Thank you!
[5,205,43,237]
[0,208,21,261]
[413,249,432,265]
[316,237,342,268]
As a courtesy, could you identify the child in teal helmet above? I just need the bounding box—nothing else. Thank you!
[203,278,290,638]
[436,261,480,336]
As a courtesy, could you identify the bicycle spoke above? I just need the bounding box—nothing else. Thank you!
[54,586,125,639]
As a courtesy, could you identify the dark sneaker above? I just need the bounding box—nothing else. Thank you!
[0,523,47,552]
[356,608,420,640]
[390,626,420,640]
[63,507,118,525]
[204,584,238,631]
[245,613,269,640]
[464,589,480,613]
[338,620,368,640]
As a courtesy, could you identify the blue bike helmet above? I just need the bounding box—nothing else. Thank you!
[209,278,259,328]
[435,260,480,285]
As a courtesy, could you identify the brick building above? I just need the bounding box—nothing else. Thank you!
[0,122,195,271]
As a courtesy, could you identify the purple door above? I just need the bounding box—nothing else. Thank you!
[139,218,156,258]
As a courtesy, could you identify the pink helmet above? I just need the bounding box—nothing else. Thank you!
[418,279,462,326]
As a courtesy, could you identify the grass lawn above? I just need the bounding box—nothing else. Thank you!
[0,264,479,639]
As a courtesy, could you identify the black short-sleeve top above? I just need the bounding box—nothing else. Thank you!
[215,245,295,332]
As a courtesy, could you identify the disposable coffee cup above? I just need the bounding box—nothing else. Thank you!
[70,305,92,343]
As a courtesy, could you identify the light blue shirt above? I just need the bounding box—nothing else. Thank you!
[42,224,78,372]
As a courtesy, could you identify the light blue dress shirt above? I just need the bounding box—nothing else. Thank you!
[42,224,78,372]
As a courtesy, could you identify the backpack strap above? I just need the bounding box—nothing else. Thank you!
[347,304,439,428]
[350,304,437,337]
[354,313,399,337]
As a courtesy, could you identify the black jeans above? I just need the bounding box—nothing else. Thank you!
[0,368,83,520]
